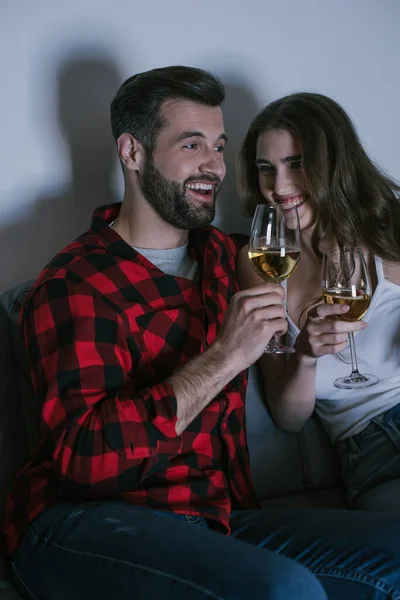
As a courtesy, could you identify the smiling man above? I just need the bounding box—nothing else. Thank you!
[112,95,226,245]
[3,65,304,600]
[4,66,400,600]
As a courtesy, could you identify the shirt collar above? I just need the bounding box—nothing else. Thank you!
[91,203,237,280]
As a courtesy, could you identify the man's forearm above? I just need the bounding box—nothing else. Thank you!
[169,341,240,436]
[170,284,290,436]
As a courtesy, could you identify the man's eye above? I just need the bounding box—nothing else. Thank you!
[291,160,303,170]
[215,145,225,153]
[183,143,199,150]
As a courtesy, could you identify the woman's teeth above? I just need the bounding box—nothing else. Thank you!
[281,198,304,210]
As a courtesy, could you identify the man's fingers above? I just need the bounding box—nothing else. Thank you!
[257,305,287,322]
[262,317,288,337]
[235,284,285,301]
[232,293,285,318]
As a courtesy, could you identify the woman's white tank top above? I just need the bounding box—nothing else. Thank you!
[285,257,400,442]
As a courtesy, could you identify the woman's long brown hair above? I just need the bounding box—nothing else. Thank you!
[238,92,400,260]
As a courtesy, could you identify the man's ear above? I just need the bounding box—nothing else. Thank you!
[117,133,146,172]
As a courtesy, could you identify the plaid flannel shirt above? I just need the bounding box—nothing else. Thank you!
[3,204,259,557]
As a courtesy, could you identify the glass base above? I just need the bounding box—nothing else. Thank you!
[264,343,295,355]
[333,373,379,390]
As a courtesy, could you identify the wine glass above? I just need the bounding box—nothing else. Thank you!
[248,203,301,354]
[322,247,378,389]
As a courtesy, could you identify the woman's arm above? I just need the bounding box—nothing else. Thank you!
[237,245,366,432]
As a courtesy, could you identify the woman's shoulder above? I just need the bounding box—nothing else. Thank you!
[381,259,400,286]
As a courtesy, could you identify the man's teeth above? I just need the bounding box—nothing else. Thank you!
[186,183,213,191]
[282,198,304,209]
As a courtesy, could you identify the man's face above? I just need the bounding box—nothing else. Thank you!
[139,99,227,230]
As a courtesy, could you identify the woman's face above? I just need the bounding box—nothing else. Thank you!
[255,128,314,230]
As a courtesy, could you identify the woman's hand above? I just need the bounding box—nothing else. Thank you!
[295,302,367,358]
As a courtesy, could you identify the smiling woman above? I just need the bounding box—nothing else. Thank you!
[237,91,400,515]
[255,129,312,231]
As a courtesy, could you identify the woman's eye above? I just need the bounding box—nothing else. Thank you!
[291,160,303,170]
[259,165,274,174]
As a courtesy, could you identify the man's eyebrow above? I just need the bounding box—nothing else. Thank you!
[255,154,302,166]
[175,131,228,144]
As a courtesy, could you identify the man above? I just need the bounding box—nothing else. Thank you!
[3,66,400,600]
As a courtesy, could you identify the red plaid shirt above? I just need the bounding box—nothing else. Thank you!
[3,204,259,557]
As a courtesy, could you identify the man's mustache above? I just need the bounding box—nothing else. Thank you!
[184,174,222,187]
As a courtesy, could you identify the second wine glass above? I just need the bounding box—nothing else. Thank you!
[322,247,379,389]
[248,203,301,354]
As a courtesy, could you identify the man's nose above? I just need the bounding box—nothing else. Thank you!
[199,150,226,181]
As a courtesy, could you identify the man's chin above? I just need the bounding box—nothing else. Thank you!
[184,208,215,229]
[194,205,215,227]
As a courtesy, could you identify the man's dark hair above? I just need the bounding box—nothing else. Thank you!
[110,65,225,154]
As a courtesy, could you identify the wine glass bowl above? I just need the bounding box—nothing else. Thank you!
[322,248,378,389]
[248,204,301,354]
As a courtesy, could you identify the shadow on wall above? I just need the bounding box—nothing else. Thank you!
[0,53,123,292]
[215,76,261,236]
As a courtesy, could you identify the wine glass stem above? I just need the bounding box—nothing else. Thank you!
[348,331,360,375]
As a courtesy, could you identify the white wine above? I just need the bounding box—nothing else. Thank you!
[248,247,300,283]
[323,288,371,321]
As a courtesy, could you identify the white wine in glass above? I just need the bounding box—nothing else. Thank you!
[248,204,301,354]
[322,247,378,389]
[248,248,300,283]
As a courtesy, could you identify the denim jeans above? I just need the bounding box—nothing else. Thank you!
[11,501,400,600]
[337,402,400,512]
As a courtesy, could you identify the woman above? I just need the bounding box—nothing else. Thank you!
[237,92,400,512]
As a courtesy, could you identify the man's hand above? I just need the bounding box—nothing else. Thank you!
[214,284,287,372]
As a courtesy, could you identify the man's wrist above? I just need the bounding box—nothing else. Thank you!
[205,339,242,383]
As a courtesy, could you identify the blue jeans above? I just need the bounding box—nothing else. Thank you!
[337,402,400,511]
[11,502,400,600]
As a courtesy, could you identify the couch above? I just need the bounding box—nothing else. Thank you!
[0,281,346,598]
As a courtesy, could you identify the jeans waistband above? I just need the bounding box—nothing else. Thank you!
[350,401,400,444]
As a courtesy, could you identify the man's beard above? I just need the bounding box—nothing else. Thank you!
[140,156,221,230]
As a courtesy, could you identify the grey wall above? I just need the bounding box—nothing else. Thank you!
[1,0,399,290]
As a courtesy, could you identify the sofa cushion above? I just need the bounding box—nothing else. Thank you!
[246,364,341,502]
[0,281,37,509]
[260,486,346,510]
[0,561,23,599]
[246,364,304,499]
[0,589,23,599]
[0,282,39,598]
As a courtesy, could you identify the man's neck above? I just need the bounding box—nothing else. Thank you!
[113,192,188,250]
